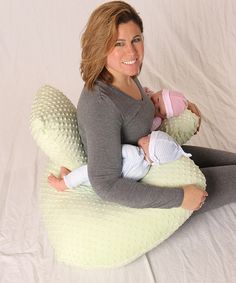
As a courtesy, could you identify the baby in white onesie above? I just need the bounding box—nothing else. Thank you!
[48,130,191,191]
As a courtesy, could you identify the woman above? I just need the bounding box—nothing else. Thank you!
[76,0,207,211]
[52,1,236,212]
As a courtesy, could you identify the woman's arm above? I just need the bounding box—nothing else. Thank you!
[78,91,185,209]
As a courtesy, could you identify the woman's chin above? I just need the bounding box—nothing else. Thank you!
[123,64,141,76]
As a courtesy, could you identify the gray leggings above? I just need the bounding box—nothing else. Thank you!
[182,146,236,214]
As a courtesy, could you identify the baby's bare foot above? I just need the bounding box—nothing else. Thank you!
[48,174,67,192]
[60,167,71,178]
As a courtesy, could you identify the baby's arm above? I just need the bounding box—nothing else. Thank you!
[151,116,162,131]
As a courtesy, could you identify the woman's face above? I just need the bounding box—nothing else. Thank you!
[106,21,144,80]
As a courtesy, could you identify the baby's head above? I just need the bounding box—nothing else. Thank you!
[138,131,191,164]
[150,89,188,119]
[137,134,151,162]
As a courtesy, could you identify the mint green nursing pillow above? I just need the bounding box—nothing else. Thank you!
[30,85,87,170]
[30,85,205,268]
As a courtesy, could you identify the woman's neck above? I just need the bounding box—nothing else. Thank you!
[112,75,134,89]
[112,77,142,101]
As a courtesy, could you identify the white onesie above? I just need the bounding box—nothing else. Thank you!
[64,131,191,189]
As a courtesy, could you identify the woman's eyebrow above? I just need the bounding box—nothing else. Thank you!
[116,34,142,41]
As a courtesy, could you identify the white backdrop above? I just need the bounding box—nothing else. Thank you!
[1,1,236,283]
[1,0,236,153]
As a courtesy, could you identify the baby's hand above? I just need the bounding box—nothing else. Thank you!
[48,172,68,192]
[143,87,155,97]
[187,101,201,132]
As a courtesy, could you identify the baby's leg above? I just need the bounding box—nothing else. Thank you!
[60,167,71,177]
[48,167,71,192]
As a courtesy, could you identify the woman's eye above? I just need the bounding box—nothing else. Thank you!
[115,41,124,47]
[133,37,141,43]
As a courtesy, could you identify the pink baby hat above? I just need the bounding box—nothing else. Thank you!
[162,89,188,118]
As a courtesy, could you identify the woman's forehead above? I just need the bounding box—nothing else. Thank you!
[116,21,142,38]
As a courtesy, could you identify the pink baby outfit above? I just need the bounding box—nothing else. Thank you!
[162,89,188,118]
[144,87,188,131]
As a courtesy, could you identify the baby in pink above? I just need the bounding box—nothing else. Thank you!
[144,88,188,131]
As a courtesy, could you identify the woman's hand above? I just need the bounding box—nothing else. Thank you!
[187,101,202,132]
[181,184,208,211]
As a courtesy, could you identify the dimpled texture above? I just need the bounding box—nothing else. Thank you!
[31,85,206,268]
[160,109,199,145]
[30,85,87,169]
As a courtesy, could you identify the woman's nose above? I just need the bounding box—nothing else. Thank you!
[125,43,136,55]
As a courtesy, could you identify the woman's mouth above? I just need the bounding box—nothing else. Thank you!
[122,59,137,65]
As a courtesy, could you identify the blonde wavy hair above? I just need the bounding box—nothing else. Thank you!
[80,1,143,90]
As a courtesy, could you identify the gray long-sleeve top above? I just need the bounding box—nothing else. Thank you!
[77,79,184,208]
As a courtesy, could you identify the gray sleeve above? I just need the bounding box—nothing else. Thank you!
[80,93,184,209]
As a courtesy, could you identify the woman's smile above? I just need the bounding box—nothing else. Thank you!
[106,21,144,80]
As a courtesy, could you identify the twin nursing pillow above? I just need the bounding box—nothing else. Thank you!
[30,85,205,268]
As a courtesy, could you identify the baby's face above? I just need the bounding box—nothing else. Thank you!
[150,92,167,119]
[138,135,152,162]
